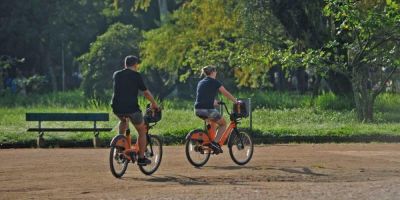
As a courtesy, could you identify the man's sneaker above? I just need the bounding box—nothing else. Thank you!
[209,141,223,154]
[137,157,151,166]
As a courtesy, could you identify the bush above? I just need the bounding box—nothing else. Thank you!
[0,90,110,108]
[237,91,311,109]
[375,93,400,112]
[25,75,49,94]
[315,92,354,110]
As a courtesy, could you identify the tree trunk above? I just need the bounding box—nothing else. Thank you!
[353,90,374,122]
[296,67,307,94]
[45,50,58,92]
[158,0,169,25]
[352,67,374,122]
[39,41,58,92]
[310,75,321,106]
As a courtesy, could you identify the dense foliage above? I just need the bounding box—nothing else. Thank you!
[78,23,142,100]
[140,0,282,89]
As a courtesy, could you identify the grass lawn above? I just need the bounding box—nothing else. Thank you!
[1,105,399,147]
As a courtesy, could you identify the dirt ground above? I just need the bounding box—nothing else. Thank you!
[1,144,399,200]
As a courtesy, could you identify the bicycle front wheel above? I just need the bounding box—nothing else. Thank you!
[228,131,253,165]
[185,130,211,167]
[109,145,129,178]
[138,135,163,175]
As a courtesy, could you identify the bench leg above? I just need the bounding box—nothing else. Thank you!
[93,132,100,148]
[37,132,45,148]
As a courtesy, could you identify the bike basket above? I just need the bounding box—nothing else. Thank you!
[233,100,249,118]
[144,104,162,123]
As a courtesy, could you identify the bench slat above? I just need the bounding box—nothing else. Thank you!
[26,113,109,121]
[27,128,113,132]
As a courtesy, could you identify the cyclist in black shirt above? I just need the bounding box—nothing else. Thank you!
[111,55,159,166]
[194,65,237,153]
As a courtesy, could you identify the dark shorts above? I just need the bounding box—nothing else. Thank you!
[115,112,143,125]
[194,109,222,121]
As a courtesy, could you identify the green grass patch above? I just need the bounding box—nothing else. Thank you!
[252,108,400,137]
[1,106,400,147]
[1,91,399,147]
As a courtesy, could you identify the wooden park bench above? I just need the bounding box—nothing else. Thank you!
[26,113,112,148]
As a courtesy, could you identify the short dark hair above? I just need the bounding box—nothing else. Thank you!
[125,55,139,67]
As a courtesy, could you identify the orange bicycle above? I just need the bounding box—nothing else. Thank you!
[185,101,253,167]
[109,106,163,178]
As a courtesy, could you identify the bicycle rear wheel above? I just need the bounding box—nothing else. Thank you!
[138,135,163,175]
[228,130,253,165]
[185,130,211,167]
[109,145,129,178]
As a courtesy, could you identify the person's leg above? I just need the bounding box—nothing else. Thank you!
[208,109,225,142]
[116,115,128,135]
[214,118,226,142]
[133,122,147,158]
[129,112,151,165]
[207,109,224,153]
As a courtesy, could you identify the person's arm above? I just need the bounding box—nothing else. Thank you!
[138,73,159,110]
[219,86,237,103]
[143,90,159,109]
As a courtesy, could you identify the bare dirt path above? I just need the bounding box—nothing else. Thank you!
[1,144,399,200]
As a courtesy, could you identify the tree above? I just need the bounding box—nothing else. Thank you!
[109,0,186,98]
[233,0,285,89]
[0,0,108,92]
[140,0,285,93]
[327,0,399,121]
[285,0,400,121]
[78,23,142,100]
[140,0,244,97]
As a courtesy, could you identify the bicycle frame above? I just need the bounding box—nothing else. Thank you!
[111,118,156,161]
[185,101,253,167]
[203,102,242,146]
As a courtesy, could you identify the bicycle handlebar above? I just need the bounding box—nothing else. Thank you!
[217,101,231,116]
[217,100,243,121]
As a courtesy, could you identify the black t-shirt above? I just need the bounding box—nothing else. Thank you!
[111,68,147,113]
[194,77,222,109]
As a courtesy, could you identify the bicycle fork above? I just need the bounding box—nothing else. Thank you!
[231,128,245,150]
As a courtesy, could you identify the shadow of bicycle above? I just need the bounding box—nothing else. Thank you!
[124,165,330,185]
[126,175,211,186]
[279,167,328,176]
